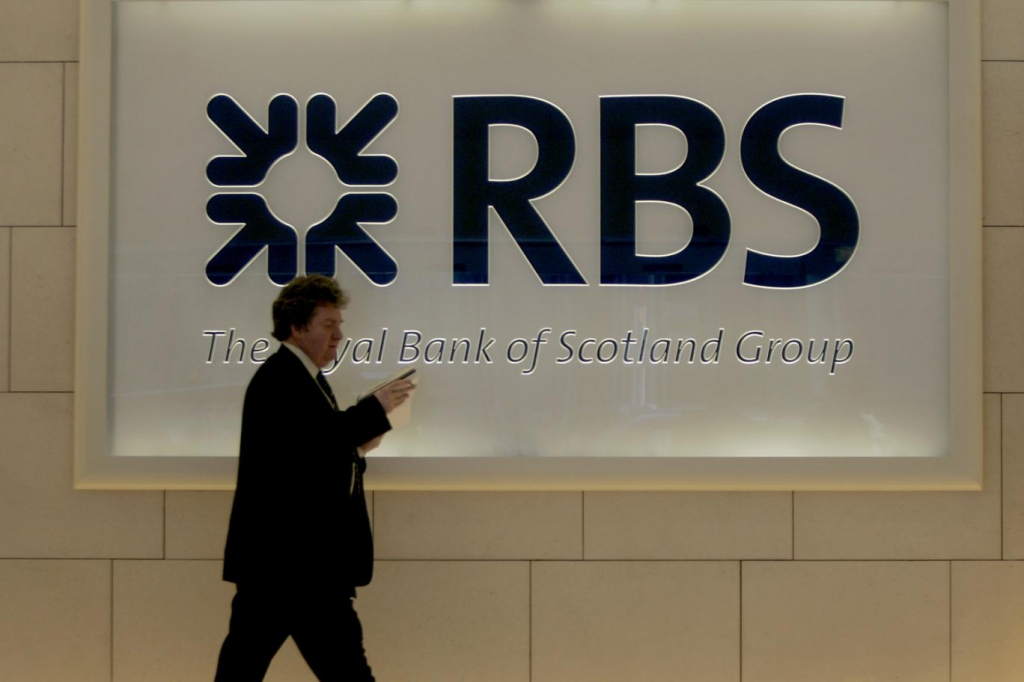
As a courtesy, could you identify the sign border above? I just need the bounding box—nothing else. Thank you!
[75,0,982,490]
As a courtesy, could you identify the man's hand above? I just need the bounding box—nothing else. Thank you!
[359,436,383,454]
[374,379,415,414]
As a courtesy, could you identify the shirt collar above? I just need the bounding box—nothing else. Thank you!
[281,341,321,379]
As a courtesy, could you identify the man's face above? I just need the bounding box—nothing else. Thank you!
[290,304,343,369]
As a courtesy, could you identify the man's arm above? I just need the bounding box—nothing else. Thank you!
[331,377,415,449]
[331,395,392,450]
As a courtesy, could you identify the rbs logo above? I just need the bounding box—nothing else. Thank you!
[206,93,400,286]
[207,93,859,289]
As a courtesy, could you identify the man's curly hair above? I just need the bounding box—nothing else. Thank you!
[271,275,348,342]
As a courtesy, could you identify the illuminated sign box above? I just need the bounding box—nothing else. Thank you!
[76,0,981,489]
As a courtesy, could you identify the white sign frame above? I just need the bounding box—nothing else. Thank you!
[76,0,982,490]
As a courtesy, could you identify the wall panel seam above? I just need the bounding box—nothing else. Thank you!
[6,228,10,391]
[365,558,993,563]
[947,560,952,682]
[23,557,980,562]
[791,491,795,560]
[5,390,74,394]
[60,63,66,228]
[581,491,585,560]
[109,559,114,682]
[739,560,744,682]
[0,557,173,561]
[61,558,221,563]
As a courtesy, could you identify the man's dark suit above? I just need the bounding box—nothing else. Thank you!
[215,346,391,681]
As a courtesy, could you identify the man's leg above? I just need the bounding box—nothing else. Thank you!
[214,585,290,682]
[291,595,375,682]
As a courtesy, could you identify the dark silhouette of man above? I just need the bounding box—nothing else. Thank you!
[214,275,414,681]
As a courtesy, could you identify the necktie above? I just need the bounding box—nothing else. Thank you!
[315,371,359,493]
[316,371,339,411]
[317,371,358,493]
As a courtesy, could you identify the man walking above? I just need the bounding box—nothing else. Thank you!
[214,275,414,681]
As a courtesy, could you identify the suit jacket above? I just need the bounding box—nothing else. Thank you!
[222,346,391,592]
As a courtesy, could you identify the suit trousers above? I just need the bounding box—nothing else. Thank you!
[213,581,375,682]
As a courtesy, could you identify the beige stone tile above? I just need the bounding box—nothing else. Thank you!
[167,462,373,562]
[0,560,110,682]
[0,393,163,558]
[165,491,233,560]
[359,561,529,682]
[0,64,63,226]
[374,491,581,560]
[64,62,77,227]
[532,561,739,682]
[952,561,1024,682]
[113,560,320,682]
[983,0,1024,61]
[0,0,78,61]
[584,491,791,559]
[794,393,1000,559]
[10,227,74,391]
[264,640,318,681]
[985,228,1024,391]
[983,63,1024,226]
[0,228,9,392]
[1002,394,1024,558]
[167,486,372,560]
[744,561,949,682]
